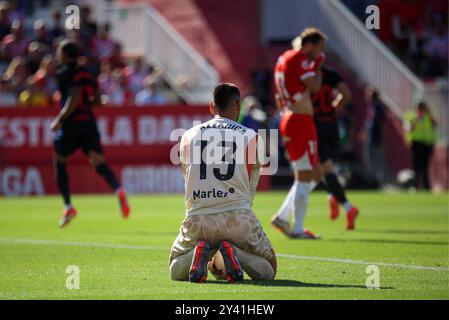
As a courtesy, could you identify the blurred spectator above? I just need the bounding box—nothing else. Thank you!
[404,102,437,190]
[18,78,51,108]
[32,20,51,53]
[48,10,64,42]
[0,2,180,108]
[346,0,448,80]
[108,43,126,69]
[100,64,131,106]
[135,75,167,106]
[0,78,16,107]
[249,57,272,110]
[93,23,116,61]
[99,61,114,93]
[360,87,387,185]
[80,5,97,40]
[1,19,28,61]
[7,0,24,21]
[0,4,10,41]
[4,56,28,94]
[25,41,45,75]
[423,25,448,77]
[124,56,151,95]
[238,96,267,131]
[33,54,57,97]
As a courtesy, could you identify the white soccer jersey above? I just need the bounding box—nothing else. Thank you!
[180,116,262,216]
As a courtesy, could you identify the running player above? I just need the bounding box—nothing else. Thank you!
[50,40,130,228]
[272,66,360,231]
[270,28,326,239]
[169,83,276,283]
[312,66,359,228]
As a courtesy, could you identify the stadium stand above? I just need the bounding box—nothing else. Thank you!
[0,0,181,108]
[0,0,447,192]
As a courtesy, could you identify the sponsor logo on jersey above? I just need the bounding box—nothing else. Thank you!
[193,188,234,200]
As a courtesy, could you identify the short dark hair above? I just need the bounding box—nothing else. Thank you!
[213,83,240,111]
[300,28,327,47]
[59,40,79,60]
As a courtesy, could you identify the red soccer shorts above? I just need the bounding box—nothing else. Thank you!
[279,113,319,171]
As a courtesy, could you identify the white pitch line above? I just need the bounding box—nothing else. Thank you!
[1,237,448,272]
[276,254,448,271]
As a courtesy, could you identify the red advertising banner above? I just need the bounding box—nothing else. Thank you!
[0,106,212,196]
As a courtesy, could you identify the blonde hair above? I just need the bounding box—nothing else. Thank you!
[293,27,328,49]
[292,36,302,50]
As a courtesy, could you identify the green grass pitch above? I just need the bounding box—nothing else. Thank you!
[0,192,448,300]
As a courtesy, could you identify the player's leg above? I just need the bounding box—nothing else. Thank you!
[170,240,215,282]
[87,150,130,217]
[212,210,276,282]
[54,154,71,207]
[322,160,359,229]
[169,247,195,281]
[54,153,78,228]
[53,129,79,228]
[87,151,119,190]
[83,123,131,218]
[169,215,217,282]
[290,166,319,239]
[271,183,295,236]
[210,246,275,281]
[235,247,275,281]
[272,164,322,235]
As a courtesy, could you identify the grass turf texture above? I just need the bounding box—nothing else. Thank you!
[0,192,448,300]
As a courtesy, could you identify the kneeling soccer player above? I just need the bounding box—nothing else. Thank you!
[169,83,277,283]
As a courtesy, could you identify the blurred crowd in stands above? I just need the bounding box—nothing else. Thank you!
[0,0,179,108]
[343,0,448,81]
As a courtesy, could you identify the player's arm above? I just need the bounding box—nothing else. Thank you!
[303,74,322,95]
[302,53,325,94]
[50,86,81,131]
[333,82,352,112]
[179,134,189,178]
[248,135,262,205]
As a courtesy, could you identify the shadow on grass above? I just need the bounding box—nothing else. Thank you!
[357,229,448,236]
[329,238,448,246]
[205,279,394,290]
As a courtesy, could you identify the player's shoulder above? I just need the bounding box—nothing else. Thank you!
[279,49,301,62]
[57,62,79,77]
[182,117,257,141]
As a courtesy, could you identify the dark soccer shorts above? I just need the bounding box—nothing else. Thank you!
[54,121,103,157]
[316,122,339,163]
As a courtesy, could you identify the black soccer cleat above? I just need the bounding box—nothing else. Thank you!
[189,240,211,283]
[219,241,244,284]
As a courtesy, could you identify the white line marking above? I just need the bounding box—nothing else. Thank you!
[276,254,448,271]
[0,237,167,251]
[1,237,448,272]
